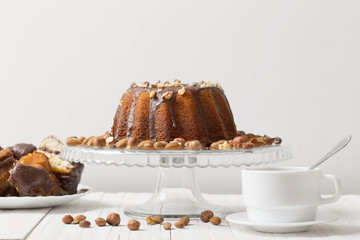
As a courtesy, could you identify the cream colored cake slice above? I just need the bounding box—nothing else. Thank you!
[38,135,72,174]
[39,135,64,155]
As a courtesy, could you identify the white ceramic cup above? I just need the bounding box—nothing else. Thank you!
[242,167,341,223]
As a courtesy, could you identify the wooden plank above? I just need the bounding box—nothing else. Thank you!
[0,207,51,240]
[21,194,360,240]
[26,192,105,240]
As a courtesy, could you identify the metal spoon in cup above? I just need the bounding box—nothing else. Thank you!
[309,135,352,170]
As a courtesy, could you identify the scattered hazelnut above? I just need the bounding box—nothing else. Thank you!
[237,130,246,136]
[246,133,256,139]
[174,221,185,228]
[218,141,231,150]
[179,216,190,225]
[242,142,255,149]
[145,216,156,225]
[66,137,82,146]
[209,217,221,225]
[106,213,120,226]
[93,137,106,148]
[87,136,96,146]
[154,141,168,150]
[127,137,140,149]
[200,210,214,223]
[210,140,226,150]
[95,217,106,227]
[78,136,85,143]
[62,215,73,224]
[173,138,186,148]
[115,139,128,149]
[163,222,172,230]
[83,136,94,145]
[151,216,164,224]
[73,215,86,224]
[150,90,156,98]
[119,100,124,106]
[127,219,140,230]
[157,89,163,93]
[188,140,203,150]
[164,141,181,150]
[138,140,155,150]
[79,220,91,228]
[189,82,197,87]
[233,136,248,149]
[249,137,266,147]
[274,137,282,144]
[263,136,274,145]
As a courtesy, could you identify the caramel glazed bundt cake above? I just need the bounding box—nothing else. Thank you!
[112,80,237,146]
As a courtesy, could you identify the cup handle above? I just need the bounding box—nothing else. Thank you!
[319,174,342,205]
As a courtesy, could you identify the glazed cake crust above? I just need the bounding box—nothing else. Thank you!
[112,81,237,145]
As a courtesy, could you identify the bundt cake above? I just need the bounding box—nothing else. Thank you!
[112,81,237,145]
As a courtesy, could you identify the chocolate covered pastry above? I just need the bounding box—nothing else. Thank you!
[8,143,37,160]
[55,162,84,194]
[9,152,61,196]
[39,136,84,194]
[0,149,17,196]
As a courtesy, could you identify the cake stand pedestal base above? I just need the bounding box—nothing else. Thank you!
[124,158,231,219]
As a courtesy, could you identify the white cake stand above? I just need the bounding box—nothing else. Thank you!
[61,145,292,219]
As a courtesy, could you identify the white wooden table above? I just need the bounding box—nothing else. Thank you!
[0,193,359,240]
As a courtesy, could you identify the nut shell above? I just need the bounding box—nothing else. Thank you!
[106,213,120,226]
[200,210,214,223]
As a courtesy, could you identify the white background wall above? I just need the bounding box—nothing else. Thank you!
[0,0,359,194]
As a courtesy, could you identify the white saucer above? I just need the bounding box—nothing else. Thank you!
[0,185,90,209]
[226,211,337,233]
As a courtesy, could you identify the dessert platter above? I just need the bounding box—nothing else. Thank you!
[61,80,293,219]
[0,136,89,208]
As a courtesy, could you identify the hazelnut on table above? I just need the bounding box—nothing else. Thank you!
[127,220,141,230]
[200,210,214,223]
[79,220,91,228]
[62,215,73,224]
[107,213,120,226]
[73,215,86,224]
[95,217,107,226]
